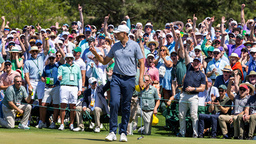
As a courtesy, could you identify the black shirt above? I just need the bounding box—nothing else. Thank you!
[183,63,206,94]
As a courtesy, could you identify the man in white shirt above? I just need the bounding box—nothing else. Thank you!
[73,47,86,90]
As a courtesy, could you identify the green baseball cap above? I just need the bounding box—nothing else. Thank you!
[236,34,244,39]
[218,84,227,90]
[208,46,214,52]
[73,47,81,52]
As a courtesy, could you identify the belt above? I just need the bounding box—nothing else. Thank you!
[185,92,198,95]
[30,79,41,82]
[142,110,153,112]
[61,84,77,87]
[114,73,135,78]
[46,85,58,88]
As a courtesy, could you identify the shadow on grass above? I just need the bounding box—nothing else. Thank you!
[60,137,105,142]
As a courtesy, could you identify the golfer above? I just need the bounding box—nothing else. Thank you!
[90,24,144,142]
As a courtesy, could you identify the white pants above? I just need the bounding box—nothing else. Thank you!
[60,86,78,104]
[179,92,199,137]
[28,80,45,99]
[42,86,60,104]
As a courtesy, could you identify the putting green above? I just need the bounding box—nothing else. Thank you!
[0,128,255,144]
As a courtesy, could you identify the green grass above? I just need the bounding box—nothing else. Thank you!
[0,114,255,144]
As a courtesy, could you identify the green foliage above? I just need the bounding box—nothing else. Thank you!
[1,0,256,30]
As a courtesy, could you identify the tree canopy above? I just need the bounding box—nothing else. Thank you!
[1,0,256,30]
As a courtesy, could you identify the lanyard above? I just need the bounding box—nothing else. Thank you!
[213,60,220,68]
[32,58,39,70]
[68,65,73,73]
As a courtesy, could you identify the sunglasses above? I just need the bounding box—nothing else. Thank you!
[9,43,15,46]
[49,57,55,60]
[231,24,236,26]
[246,44,252,47]
[239,88,246,92]
[91,82,97,85]
[174,27,179,30]
[31,50,38,53]
[177,24,182,26]
[185,25,190,27]
[144,79,150,82]
[85,32,91,34]
[229,36,234,38]
[47,31,51,34]
[4,28,10,31]
[144,35,149,37]
[223,71,231,74]
[72,23,77,26]
[249,75,256,78]
[218,89,224,92]
[15,80,22,83]
[171,54,177,57]
[145,26,151,28]
[195,50,201,53]
[165,26,170,29]
[36,44,42,46]
[166,36,172,38]
[213,52,220,55]
[214,42,220,45]
[99,37,105,39]
[149,43,156,46]
[160,49,166,52]
[8,38,13,40]
[216,31,221,33]
[250,52,256,55]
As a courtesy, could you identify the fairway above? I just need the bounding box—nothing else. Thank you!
[0,128,255,144]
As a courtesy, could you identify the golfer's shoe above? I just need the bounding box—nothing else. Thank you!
[73,127,84,132]
[18,123,30,130]
[58,124,65,130]
[105,132,117,141]
[120,133,128,142]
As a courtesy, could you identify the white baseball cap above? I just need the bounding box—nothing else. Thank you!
[136,22,143,27]
[7,34,14,39]
[113,25,130,34]
[250,48,256,53]
[89,77,97,84]
[213,48,221,53]
[231,21,238,25]
[62,31,70,36]
[166,33,173,37]
[57,40,63,44]
[64,53,74,59]
[10,30,17,34]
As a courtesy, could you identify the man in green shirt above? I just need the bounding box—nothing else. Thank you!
[0,75,32,129]
[58,53,82,130]
[137,75,160,135]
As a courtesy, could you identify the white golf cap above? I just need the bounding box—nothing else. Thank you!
[165,23,170,27]
[213,48,221,53]
[7,34,14,39]
[89,77,97,84]
[57,40,63,44]
[250,48,256,53]
[113,25,130,34]
[166,33,173,37]
[145,23,153,27]
[136,22,143,27]
[62,31,70,36]
[194,45,201,51]
[10,30,17,34]
[41,29,46,33]
[64,53,74,59]
[231,21,238,25]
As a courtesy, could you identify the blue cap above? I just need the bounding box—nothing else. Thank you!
[85,27,91,32]
[63,23,69,28]
[207,78,212,83]
[5,60,11,64]
[193,57,201,62]
[35,39,42,45]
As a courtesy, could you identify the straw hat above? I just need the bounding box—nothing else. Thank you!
[244,41,252,46]
[29,46,39,53]
[9,46,21,53]
[146,41,159,48]
[105,36,113,45]
[246,70,256,81]
[221,65,233,72]
[174,21,184,30]
[229,53,240,60]
[49,32,56,37]
[76,33,85,41]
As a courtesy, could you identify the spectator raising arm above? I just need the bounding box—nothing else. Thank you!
[103,14,110,37]
[0,16,5,37]
[17,32,26,53]
[36,23,42,41]
[220,16,228,51]
[170,23,177,42]
[241,4,245,27]
[43,33,49,56]
[78,4,84,34]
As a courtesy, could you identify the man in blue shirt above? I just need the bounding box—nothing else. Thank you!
[38,53,62,129]
[247,48,256,74]
[24,46,47,127]
[90,25,144,142]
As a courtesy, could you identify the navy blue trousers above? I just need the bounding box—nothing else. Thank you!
[198,114,219,136]
[109,74,135,135]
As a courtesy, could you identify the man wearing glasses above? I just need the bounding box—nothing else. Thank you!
[73,77,110,133]
[206,49,229,82]
[214,65,233,88]
[24,46,48,127]
[225,34,245,57]
[165,33,175,54]
[248,48,256,74]
[57,53,82,130]
[0,60,21,92]
[38,53,62,129]
[0,75,33,129]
